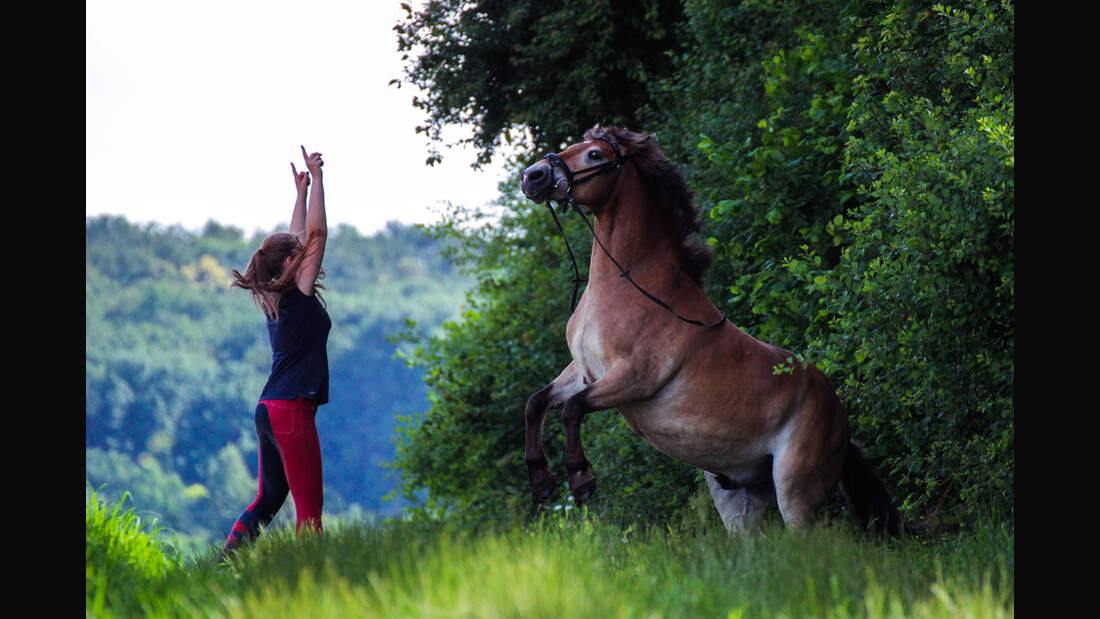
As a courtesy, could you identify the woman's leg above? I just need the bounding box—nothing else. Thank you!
[220,403,290,558]
[264,398,324,532]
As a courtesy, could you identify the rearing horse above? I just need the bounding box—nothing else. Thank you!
[520,126,901,536]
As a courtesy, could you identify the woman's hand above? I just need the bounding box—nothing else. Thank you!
[291,162,310,195]
[301,145,324,177]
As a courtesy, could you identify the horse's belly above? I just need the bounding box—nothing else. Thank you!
[618,393,777,475]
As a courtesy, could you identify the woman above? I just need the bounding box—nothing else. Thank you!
[220,146,330,560]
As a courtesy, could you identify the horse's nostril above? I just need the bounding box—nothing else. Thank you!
[523,164,553,196]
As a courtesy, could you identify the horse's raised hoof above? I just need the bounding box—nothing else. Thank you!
[529,469,558,504]
[570,472,596,504]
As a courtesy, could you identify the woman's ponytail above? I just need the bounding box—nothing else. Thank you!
[231,232,325,320]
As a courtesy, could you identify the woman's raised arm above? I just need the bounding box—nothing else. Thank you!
[289,161,310,240]
[296,145,327,296]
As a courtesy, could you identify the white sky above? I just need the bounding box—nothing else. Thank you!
[86,0,510,237]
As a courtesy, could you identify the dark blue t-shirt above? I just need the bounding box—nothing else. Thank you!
[258,287,332,405]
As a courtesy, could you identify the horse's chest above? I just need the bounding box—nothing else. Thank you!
[568,320,610,382]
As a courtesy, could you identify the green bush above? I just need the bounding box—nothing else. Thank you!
[801,0,1014,516]
[392,0,1013,529]
[652,0,1012,521]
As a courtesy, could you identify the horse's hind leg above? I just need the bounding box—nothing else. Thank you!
[705,473,776,533]
[771,425,847,528]
[772,460,836,528]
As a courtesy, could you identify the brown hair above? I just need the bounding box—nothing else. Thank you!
[231,231,326,320]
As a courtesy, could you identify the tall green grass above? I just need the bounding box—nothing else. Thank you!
[87,492,1013,618]
[86,489,180,616]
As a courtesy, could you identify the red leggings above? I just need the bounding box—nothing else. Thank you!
[222,398,323,555]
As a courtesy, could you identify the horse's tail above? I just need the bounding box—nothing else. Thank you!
[838,441,903,538]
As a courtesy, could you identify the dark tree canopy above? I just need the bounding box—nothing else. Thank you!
[393,0,687,167]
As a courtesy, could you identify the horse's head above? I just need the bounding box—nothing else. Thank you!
[521,132,631,209]
[524,126,714,286]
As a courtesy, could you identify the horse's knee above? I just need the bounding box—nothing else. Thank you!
[560,397,589,426]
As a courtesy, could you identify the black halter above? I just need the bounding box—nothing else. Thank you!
[540,137,726,329]
[544,136,628,212]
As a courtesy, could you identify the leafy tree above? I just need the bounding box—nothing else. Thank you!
[654,0,871,350]
[801,0,1014,517]
[394,0,687,166]
[392,0,874,526]
[654,0,1013,520]
[391,0,1014,529]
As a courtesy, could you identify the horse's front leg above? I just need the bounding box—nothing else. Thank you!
[524,383,559,502]
[561,361,651,504]
[524,363,584,503]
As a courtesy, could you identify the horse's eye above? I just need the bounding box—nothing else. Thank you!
[587,149,603,161]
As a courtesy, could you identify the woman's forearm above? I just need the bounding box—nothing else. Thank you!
[289,162,309,240]
[290,192,308,239]
[294,147,327,295]
[306,170,326,239]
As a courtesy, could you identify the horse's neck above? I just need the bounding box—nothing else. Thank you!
[588,188,679,286]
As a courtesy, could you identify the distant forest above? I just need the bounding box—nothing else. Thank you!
[85,215,470,551]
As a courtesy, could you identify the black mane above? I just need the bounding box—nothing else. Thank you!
[584,126,713,285]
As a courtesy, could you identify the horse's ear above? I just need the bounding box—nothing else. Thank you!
[624,131,656,154]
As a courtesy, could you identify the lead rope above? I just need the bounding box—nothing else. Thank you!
[548,194,725,329]
[543,138,725,328]
[544,201,586,313]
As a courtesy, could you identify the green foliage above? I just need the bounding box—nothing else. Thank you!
[803,0,1015,515]
[394,0,687,166]
[654,0,1014,520]
[653,0,870,349]
[86,216,470,551]
[392,0,1013,529]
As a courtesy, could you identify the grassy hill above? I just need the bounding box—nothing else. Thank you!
[87,490,1013,617]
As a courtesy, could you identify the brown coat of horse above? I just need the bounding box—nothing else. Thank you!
[520,127,900,536]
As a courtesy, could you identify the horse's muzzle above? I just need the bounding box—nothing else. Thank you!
[521,161,564,204]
